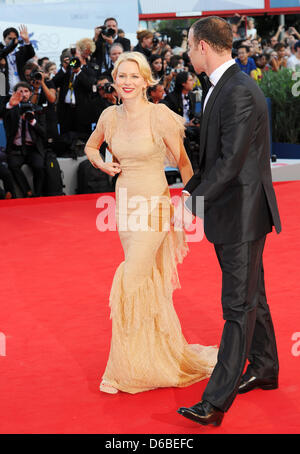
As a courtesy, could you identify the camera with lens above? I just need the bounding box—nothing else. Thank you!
[69,57,81,69]
[99,25,115,38]
[101,83,115,95]
[161,35,171,44]
[193,114,201,126]
[152,37,159,47]
[174,68,184,74]
[30,70,43,81]
[19,102,43,122]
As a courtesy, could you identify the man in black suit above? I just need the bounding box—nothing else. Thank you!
[176,16,281,426]
[53,56,95,138]
[0,25,35,96]
[93,18,131,73]
[3,82,46,197]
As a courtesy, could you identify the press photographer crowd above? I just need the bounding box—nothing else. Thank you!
[0,15,299,199]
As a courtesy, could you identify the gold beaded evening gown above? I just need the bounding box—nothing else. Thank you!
[86,102,217,393]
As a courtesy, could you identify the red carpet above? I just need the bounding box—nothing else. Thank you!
[0,182,299,434]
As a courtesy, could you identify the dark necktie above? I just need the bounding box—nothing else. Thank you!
[206,78,213,90]
[21,118,27,153]
[69,72,75,103]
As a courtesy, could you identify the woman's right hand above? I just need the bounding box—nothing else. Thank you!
[90,158,121,177]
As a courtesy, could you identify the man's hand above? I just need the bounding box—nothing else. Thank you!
[94,27,102,41]
[9,91,23,107]
[172,193,195,230]
[101,33,114,45]
[19,24,30,44]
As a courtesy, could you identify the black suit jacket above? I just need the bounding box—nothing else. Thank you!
[185,63,281,244]
[3,104,46,157]
[53,66,95,124]
[132,43,152,61]
[0,41,35,95]
[162,90,196,120]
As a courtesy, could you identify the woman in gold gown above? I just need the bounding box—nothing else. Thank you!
[85,52,217,394]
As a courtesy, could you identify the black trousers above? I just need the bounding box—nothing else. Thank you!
[7,147,45,197]
[58,103,91,136]
[202,235,279,412]
[0,163,16,198]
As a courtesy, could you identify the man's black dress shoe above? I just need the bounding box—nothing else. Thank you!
[177,400,224,426]
[238,376,278,394]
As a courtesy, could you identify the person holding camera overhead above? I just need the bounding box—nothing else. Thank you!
[52,50,95,138]
[3,82,46,197]
[93,18,131,73]
[0,25,35,96]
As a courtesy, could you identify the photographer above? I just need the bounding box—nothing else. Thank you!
[3,82,46,197]
[0,146,15,199]
[90,75,117,124]
[164,55,186,93]
[53,54,95,138]
[0,25,35,95]
[133,30,153,61]
[162,71,200,166]
[151,32,172,56]
[23,62,58,142]
[76,38,99,79]
[44,61,57,80]
[93,18,131,71]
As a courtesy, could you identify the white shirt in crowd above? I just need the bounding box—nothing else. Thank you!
[287,54,300,71]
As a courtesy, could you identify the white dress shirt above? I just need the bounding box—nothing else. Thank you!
[7,50,20,95]
[203,59,236,112]
[64,70,81,105]
[182,93,190,123]
[182,59,236,197]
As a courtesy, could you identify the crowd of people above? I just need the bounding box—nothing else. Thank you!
[0,16,299,199]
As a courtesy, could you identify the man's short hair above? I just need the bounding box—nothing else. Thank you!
[274,42,285,52]
[110,42,124,54]
[13,81,32,92]
[38,57,49,66]
[3,27,19,39]
[104,17,118,25]
[237,45,250,53]
[294,40,300,51]
[191,16,233,53]
[23,61,39,72]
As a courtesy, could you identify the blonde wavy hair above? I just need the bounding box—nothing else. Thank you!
[76,38,96,56]
[111,51,158,88]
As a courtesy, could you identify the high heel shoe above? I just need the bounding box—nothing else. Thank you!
[100,380,119,394]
